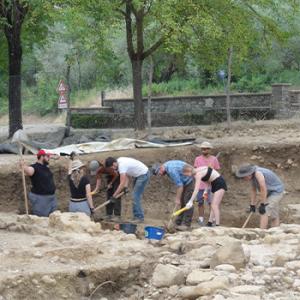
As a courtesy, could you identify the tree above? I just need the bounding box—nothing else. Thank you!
[0,0,53,137]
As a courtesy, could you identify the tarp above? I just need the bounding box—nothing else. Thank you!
[42,138,193,156]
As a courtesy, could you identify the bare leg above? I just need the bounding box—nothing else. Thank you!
[271,217,280,227]
[198,204,204,219]
[260,214,269,229]
[209,189,225,225]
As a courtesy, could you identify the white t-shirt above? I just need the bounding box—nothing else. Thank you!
[117,157,148,178]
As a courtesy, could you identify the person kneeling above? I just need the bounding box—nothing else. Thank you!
[68,160,95,217]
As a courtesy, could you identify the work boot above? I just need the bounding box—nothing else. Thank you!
[111,216,121,222]
[176,225,190,231]
[131,218,144,224]
[103,215,112,221]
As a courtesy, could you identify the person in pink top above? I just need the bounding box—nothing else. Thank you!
[194,141,220,225]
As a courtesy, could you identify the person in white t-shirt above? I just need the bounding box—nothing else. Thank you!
[105,157,150,223]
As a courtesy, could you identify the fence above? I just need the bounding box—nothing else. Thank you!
[70,83,298,128]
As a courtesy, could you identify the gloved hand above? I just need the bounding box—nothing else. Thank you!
[109,197,118,204]
[258,203,267,215]
[249,205,256,213]
[123,187,129,194]
[185,201,193,209]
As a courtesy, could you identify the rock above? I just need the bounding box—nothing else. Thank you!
[41,275,56,285]
[215,264,236,273]
[230,285,264,295]
[187,245,216,260]
[168,285,179,297]
[186,270,214,285]
[152,264,185,288]
[210,241,247,269]
[48,211,101,234]
[285,261,300,270]
[178,277,228,299]
[213,295,225,300]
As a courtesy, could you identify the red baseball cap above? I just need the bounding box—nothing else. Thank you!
[37,149,51,157]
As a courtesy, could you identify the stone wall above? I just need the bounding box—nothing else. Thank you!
[70,84,296,128]
[103,92,272,114]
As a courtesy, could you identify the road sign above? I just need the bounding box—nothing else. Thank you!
[58,94,68,109]
[57,80,68,94]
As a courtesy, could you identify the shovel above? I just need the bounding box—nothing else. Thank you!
[242,199,260,228]
[94,190,126,212]
[12,130,30,215]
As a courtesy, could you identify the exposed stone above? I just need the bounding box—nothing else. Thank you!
[215,264,237,273]
[230,285,264,295]
[48,211,101,234]
[152,264,185,288]
[210,241,247,269]
[186,270,214,285]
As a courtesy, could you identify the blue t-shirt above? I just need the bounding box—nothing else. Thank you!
[164,160,192,187]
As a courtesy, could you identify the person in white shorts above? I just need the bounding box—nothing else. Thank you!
[236,164,284,229]
[105,157,150,223]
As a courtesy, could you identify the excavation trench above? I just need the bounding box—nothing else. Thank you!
[0,143,299,228]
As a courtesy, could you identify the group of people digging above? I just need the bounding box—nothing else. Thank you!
[21,141,285,229]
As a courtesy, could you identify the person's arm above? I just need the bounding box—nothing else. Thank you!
[250,184,257,205]
[85,184,94,210]
[214,157,221,170]
[112,173,127,198]
[255,171,267,204]
[68,160,72,175]
[20,160,35,176]
[186,174,201,207]
[92,177,102,194]
[175,186,184,205]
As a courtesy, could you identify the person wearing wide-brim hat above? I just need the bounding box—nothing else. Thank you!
[236,164,284,229]
[68,159,95,217]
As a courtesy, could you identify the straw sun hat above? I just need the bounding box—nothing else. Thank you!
[71,160,85,172]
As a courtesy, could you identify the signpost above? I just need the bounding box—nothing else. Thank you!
[57,79,71,135]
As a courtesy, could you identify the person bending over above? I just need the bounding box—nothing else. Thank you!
[89,160,121,221]
[183,165,227,227]
[236,164,284,229]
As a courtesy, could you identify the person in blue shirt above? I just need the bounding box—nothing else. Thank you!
[152,160,194,230]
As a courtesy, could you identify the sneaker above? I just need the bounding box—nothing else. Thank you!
[198,218,205,226]
[206,221,213,227]
[103,215,112,221]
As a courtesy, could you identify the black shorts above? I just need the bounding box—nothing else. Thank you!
[211,176,227,193]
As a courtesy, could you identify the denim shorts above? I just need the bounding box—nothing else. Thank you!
[197,189,212,205]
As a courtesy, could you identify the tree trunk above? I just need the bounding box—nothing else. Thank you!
[7,29,23,137]
[65,63,71,137]
[226,46,233,129]
[132,58,145,130]
[147,56,154,134]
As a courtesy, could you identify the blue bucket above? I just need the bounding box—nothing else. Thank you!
[120,223,137,234]
[144,226,165,240]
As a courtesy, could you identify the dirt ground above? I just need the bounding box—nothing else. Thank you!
[1,119,300,228]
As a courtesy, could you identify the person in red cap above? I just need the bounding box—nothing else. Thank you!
[21,149,57,217]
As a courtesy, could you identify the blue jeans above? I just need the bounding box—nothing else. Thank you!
[132,171,150,220]
[29,192,57,217]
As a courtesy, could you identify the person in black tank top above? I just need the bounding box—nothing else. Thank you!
[21,150,57,217]
[68,159,95,217]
